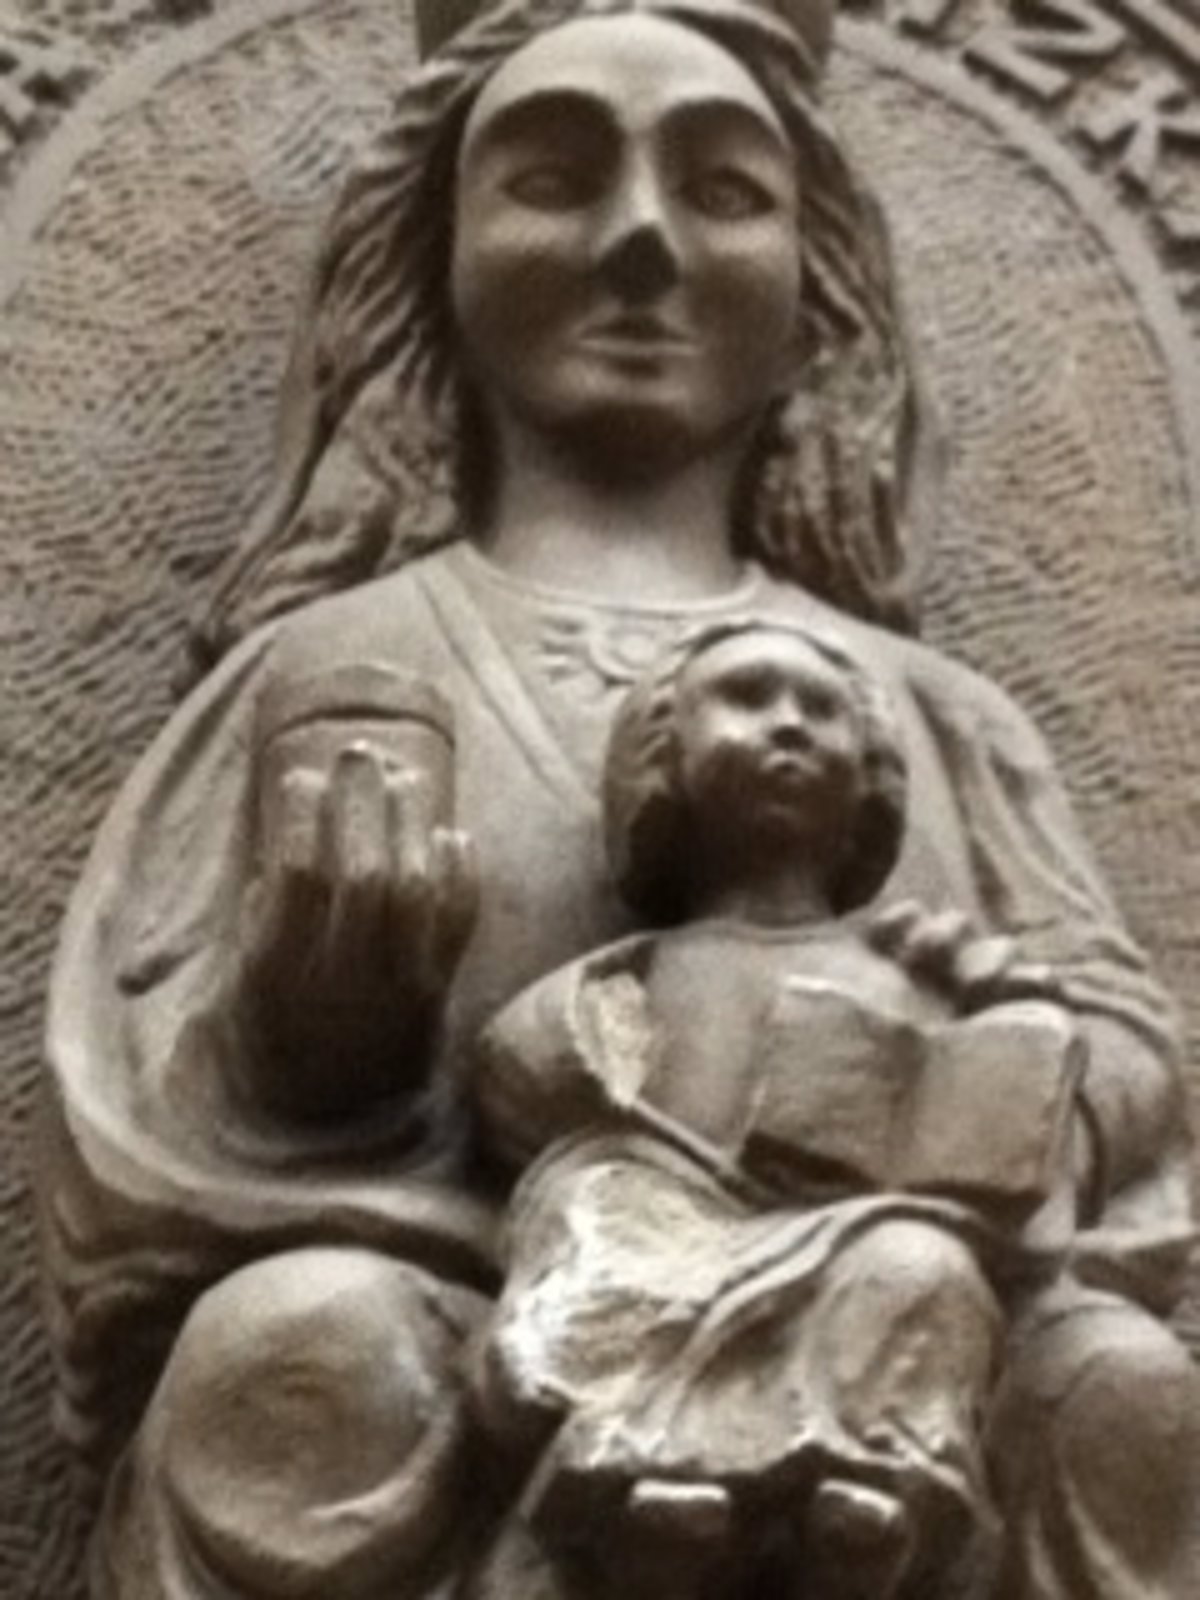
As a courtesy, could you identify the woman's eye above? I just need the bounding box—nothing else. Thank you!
[506,164,593,211]
[685,168,776,221]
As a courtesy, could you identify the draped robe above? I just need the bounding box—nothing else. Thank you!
[42,542,1196,1596]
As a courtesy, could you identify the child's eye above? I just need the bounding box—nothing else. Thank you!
[802,688,839,721]
[721,671,773,709]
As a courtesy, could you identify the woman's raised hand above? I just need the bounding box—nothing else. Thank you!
[239,741,479,1119]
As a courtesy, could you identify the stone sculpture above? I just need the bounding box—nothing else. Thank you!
[471,619,1087,1600]
[38,0,1200,1597]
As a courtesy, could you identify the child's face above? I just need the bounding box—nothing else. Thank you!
[674,631,867,853]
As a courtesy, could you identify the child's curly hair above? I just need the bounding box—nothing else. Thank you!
[604,620,907,923]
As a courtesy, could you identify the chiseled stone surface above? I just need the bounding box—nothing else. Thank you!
[3,0,1200,1595]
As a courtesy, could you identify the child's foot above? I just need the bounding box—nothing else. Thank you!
[626,1478,733,1547]
[805,1478,913,1600]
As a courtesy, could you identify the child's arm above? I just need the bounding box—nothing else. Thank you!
[472,936,660,1171]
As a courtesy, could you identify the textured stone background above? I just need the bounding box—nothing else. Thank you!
[1,2,1198,1594]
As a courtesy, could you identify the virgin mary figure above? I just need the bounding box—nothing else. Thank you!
[40,0,1200,1597]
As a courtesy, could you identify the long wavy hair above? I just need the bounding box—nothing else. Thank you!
[190,0,930,674]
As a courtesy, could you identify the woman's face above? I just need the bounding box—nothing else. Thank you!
[452,13,803,473]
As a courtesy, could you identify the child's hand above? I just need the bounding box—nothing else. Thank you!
[865,900,1066,1014]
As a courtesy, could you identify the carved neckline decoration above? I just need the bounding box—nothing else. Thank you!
[449,543,773,785]
[454,542,767,692]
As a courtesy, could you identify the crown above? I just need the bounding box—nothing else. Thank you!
[414,0,835,74]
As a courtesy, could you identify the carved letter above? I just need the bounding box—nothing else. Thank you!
[0,28,89,149]
[893,0,964,38]
[1083,70,1200,191]
[964,0,1125,103]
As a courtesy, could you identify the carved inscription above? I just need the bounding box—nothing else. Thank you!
[1083,71,1200,187]
[877,0,1200,311]
[0,1,213,167]
[963,0,1123,105]
[0,27,89,154]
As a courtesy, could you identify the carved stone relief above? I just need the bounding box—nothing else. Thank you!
[2,1,1199,1596]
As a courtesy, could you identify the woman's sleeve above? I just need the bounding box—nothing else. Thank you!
[907,655,1194,1297]
[43,621,495,1459]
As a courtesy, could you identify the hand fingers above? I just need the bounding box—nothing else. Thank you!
[953,935,1035,1011]
[254,747,476,1002]
[1013,962,1060,996]
[950,936,1065,1011]
[387,767,439,980]
[317,753,476,997]
[953,934,1018,997]
[270,767,325,880]
[867,903,976,980]
[389,767,435,884]
[255,769,329,976]
[325,745,394,969]
[903,908,973,968]
[970,959,1063,1007]
[326,744,392,879]
[864,899,927,953]
[869,897,1068,1012]
[428,828,480,981]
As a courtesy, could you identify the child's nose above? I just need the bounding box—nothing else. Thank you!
[768,701,810,745]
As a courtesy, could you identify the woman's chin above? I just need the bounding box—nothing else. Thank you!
[539,398,749,484]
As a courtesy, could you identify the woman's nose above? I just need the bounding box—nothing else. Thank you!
[602,225,680,301]
[597,166,682,302]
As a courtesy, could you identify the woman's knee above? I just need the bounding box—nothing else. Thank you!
[994,1290,1200,1544]
[138,1249,488,1596]
[1002,1289,1197,1420]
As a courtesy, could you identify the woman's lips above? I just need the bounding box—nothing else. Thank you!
[579,314,693,352]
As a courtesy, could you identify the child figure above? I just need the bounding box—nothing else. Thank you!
[469,623,1081,1600]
